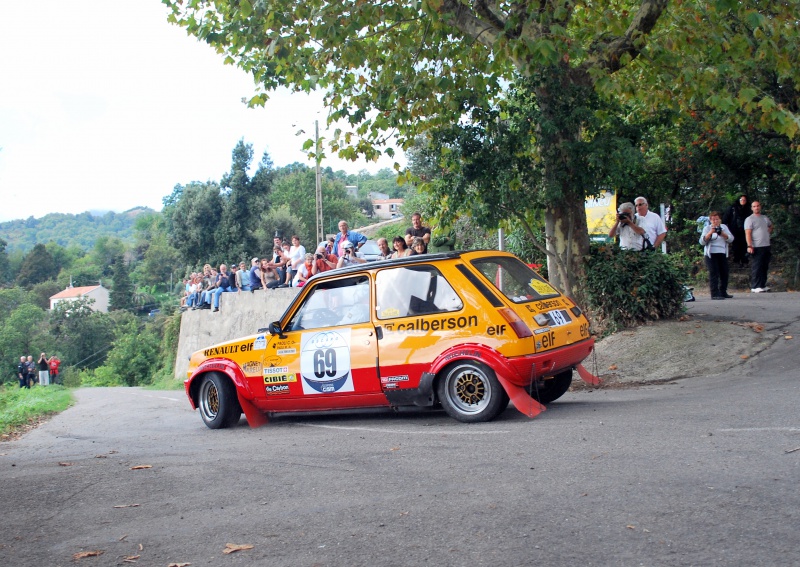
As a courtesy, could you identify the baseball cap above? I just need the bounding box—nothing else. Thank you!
[251,257,258,263]
[343,241,354,249]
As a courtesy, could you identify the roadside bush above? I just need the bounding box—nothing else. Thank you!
[583,244,687,334]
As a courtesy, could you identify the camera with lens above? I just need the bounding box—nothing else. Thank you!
[315,253,323,260]
[714,226,722,235]
[617,212,631,222]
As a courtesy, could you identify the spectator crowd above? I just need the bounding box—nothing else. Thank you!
[179,214,443,314]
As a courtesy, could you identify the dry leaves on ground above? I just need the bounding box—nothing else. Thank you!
[223,543,254,554]
[168,563,191,567]
[130,465,152,470]
[73,550,104,559]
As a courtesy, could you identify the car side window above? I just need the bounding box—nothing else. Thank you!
[375,266,463,320]
[288,276,371,330]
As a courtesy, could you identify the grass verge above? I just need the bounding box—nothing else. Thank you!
[0,385,74,439]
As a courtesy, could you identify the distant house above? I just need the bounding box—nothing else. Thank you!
[371,198,404,220]
[49,285,110,313]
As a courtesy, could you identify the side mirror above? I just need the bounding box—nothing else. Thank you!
[268,320,285,338]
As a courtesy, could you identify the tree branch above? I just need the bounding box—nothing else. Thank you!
[588,0,669,73]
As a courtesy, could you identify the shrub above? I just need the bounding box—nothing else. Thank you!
[583,244,687,334]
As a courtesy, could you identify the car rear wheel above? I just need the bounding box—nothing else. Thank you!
[198,373,241,429]
[437,361,509,423]
[530,369,573,404]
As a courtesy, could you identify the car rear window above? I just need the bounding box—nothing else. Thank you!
[470,256,560,303]
[375,265,463,319]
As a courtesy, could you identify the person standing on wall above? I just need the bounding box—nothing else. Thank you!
[744,201,774,293]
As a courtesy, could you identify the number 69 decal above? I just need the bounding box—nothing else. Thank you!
[300,329,353,394]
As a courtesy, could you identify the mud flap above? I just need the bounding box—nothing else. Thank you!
[576,363,602,386]
[495,373,546,418]
[238,394,269,428]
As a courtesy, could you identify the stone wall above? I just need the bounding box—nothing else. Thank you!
[174,288,299,381]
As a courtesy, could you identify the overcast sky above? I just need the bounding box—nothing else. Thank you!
[0,0,403,223]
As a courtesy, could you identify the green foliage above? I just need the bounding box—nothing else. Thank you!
[0,304,48,379]
[0,238,10,285]
[0,384,73,435]
[49,298,114,370]
[583,245,687,334]
[98,314,161,387]
[16,243,55,288]
[110,255,134,312]
[30,281,61,310]
[0,209,149,255]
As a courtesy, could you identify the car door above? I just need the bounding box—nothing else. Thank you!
[260,275,383,411]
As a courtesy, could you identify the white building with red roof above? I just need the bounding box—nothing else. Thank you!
[49,285,110,313]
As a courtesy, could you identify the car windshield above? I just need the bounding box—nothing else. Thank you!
[470,256,560,303]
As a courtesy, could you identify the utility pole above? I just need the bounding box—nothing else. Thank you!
[315,120,323,244]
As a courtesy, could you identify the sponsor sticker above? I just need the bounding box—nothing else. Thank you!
[277,348,297,355]
[264,366,290,375]
[383,315,478,334]
[529,279,558,296]
[265,384,291,395]
[300,329,353,395]
[241,361,262,375]
[264,373,297,384]
[253,335,267,350]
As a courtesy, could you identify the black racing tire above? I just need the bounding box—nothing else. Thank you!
[197,372,241,429]
[436,361,509,423]
[530,369,573,404]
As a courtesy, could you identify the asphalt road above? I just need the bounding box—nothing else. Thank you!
[1,293,798,567]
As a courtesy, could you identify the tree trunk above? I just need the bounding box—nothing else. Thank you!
[544,198,590,299]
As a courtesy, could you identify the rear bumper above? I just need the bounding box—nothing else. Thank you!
[506,338,595,386]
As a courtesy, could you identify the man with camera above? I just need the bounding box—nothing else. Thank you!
[608,202,646,250]
[700,211,734,299]
[312,246,338,275]
[336,241,367,268]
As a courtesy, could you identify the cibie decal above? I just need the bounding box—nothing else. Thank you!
[300,329,353,395]
[253,335,267,350]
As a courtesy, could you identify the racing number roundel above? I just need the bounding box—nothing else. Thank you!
[300,329,353,394]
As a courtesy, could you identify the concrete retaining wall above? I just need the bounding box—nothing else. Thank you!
[174,288,299,381]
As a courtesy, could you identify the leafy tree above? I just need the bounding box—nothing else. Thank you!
[16,243,55,288]
[217,139,259,259]
[253,204,310,256]
[0,288,33,326]
[0,303,47,379]
[100,314,160,386]
[30,281,62,311]
[164,0,800,296]
[0,238,10,285]
[49,298,114,369]
[110,255,134,312]
[164,181,224,266]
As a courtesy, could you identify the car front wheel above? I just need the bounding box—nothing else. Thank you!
[437,361,509,423]
[530,369,573,404]
[197,373,241,429]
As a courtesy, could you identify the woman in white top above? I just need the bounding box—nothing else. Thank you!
[699,211,733,300]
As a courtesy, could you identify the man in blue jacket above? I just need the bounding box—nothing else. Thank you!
[332,220,367,257]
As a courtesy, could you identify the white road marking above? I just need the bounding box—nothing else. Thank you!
[718,427,800,432]
[297,423,510,435]
[132,393,183,402]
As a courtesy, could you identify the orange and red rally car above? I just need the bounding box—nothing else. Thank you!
[185,250,599,428]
